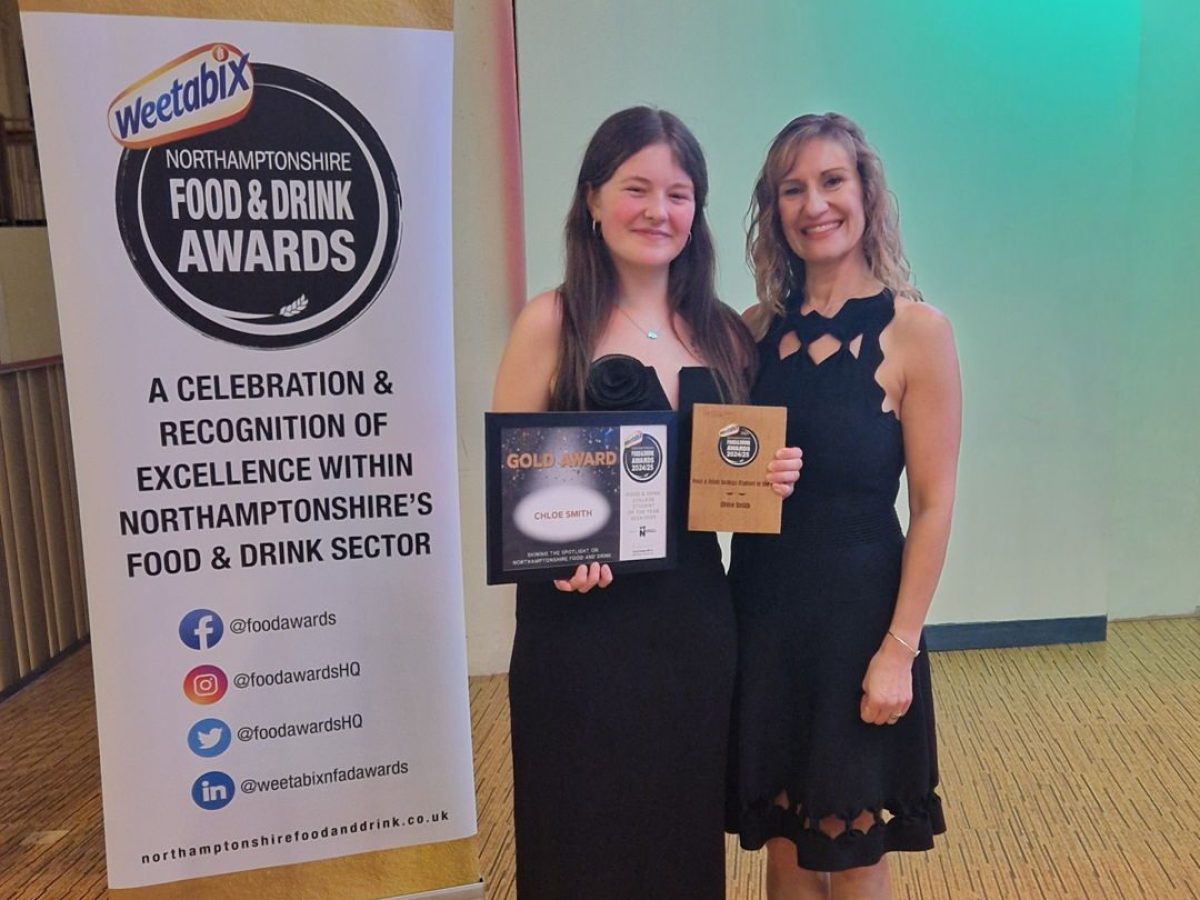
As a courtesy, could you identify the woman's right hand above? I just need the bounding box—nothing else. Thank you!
[766,446,803,497]
[553,562,614,593]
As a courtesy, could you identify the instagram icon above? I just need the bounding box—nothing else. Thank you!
[184,664,228,705]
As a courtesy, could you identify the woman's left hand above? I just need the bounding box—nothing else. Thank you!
[766,446,803,497]
[859,639,915,726]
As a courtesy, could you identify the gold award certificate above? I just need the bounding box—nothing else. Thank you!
[485,411,677,584]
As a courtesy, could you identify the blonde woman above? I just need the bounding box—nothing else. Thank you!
[727,113,961,900]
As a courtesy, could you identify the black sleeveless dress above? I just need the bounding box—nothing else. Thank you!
[508,356,736,900]
[727,290,945,871]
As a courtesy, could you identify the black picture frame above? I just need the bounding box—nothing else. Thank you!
[484,411,677,585]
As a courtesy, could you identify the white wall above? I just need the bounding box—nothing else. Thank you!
[453,0,523,674]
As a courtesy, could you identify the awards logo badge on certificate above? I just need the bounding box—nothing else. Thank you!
[485,412,677,584]
[688,404,787,533]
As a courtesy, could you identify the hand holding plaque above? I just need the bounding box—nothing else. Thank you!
[687,404,788,534]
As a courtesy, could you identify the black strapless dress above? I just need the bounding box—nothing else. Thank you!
[508,356,736,900]
[728,290,946,871]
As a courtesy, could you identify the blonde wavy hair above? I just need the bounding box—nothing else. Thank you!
[746,113,919,330]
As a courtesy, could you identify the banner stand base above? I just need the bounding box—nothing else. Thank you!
[386,883,484,900]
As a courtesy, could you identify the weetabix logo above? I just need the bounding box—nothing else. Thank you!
[111,47,402,349]
[108,44,254,150]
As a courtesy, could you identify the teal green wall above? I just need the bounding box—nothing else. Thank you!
[516,1,1194,624]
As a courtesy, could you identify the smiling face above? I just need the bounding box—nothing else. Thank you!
[776,136,867,271]
[587,142,696,274]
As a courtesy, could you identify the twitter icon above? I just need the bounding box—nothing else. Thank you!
[187,718,231,758]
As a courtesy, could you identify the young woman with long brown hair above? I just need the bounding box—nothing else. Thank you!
[493,106,799,900]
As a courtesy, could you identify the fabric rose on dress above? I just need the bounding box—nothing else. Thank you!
[585,355,663,411]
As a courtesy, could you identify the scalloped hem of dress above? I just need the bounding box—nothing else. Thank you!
[728,792,946,872]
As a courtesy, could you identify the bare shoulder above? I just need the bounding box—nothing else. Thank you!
[890,297,958,395]
[493,290,563,411]
[518,290,563,333]
[505,290,563,353]
[892,296,954,349]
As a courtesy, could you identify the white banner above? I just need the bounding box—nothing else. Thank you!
[21,9,476,892]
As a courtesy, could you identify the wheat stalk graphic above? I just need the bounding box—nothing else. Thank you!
[279,294,309,318]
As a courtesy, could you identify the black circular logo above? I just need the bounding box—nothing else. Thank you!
[622,432,663,483]
[115,63,401,349]
[717,425,759,467]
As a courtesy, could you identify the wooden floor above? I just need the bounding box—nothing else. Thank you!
[2,618,1198,899]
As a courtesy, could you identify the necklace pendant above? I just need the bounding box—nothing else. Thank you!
[646,330,658,340]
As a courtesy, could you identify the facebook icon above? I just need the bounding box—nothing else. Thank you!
[179,609,224,651]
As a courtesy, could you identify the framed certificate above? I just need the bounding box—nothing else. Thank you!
[484,411,677,584]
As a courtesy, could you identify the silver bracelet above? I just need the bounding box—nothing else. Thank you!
[887,630,920,658]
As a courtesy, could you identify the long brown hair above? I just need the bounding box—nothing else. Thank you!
[746,112,919,330]
[551,107,754,410]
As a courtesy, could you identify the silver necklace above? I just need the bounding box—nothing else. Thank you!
[617,305,665,340]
